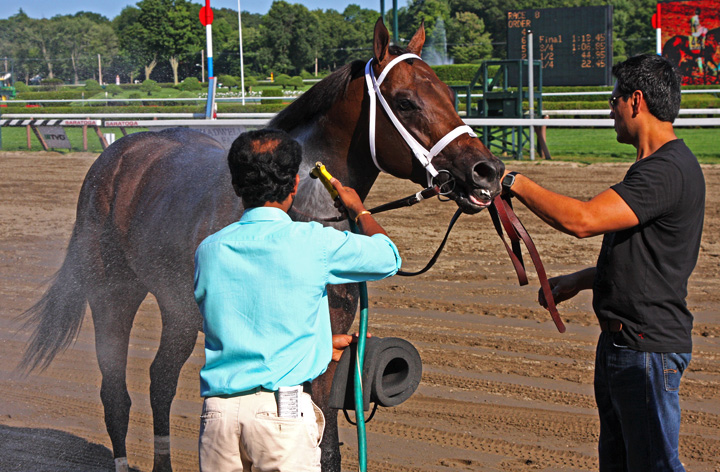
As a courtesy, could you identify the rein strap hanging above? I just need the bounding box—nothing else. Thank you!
[489,195,566,334]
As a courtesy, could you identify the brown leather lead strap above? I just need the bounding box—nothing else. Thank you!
[488,202,528,286]
[491,195,566,334]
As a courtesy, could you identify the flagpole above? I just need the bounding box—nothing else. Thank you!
[238,0,246,105]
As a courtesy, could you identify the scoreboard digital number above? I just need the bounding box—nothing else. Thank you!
[507,5,613,86]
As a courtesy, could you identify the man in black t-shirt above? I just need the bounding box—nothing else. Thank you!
[502,54,705,471]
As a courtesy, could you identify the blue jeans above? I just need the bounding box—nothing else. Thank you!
[594,332,691,472]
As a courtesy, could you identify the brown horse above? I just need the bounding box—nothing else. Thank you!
[20,19,504,472]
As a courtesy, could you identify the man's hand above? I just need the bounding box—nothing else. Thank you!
[329,178,388,237]
[330,178,365,221]
[538,268,596,308]
[331,332,372,362]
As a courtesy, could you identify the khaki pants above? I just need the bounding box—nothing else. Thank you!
[199,389,325,472]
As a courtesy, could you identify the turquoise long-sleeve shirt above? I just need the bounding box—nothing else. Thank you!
[194,207,401,397]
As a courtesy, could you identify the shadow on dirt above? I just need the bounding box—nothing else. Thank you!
[0,424,141,471]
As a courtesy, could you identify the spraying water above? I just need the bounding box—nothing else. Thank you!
[423,17,453,66]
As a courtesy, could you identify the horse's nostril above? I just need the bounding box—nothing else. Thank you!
[471,161,499,187]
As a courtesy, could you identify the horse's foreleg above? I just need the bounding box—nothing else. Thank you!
[149,297,201,472]
[319,283,360,472]
[89,285,147,472]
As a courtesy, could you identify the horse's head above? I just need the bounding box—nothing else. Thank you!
[367,19,504,214]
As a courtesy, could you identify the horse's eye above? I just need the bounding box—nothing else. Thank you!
[396,98,417,112]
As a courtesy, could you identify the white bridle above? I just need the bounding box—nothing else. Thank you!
[364,53,477,185]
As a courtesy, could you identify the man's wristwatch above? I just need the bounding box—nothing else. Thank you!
[502,172,519,194]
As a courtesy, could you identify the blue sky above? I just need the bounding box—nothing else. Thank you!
[1,0,407,20]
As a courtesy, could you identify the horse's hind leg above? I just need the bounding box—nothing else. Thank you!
[88,282,148,472]
[149,294,201,472]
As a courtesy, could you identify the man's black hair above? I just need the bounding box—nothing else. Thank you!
[227,129,302,208]
[612,54,682,123]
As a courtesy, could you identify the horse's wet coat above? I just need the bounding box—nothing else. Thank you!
[20,19,503,472]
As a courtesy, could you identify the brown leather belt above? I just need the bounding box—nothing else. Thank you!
[599,319,623,332]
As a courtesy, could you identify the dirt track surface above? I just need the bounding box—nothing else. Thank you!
[0,151,718,472]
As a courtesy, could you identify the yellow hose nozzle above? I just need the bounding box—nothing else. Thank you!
[309,161,339,200]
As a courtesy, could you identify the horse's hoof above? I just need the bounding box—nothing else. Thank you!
[152,454,172,472]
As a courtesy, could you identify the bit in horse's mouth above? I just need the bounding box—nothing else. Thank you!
[451,188,493,214]
[468,192,492,207]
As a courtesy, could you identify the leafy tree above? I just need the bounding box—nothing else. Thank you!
[0,12,44,84]
[255,1,321,75]
[313,5,378,72]
[114,6,158,80]
[134,0,202,85]
[6,14,62,80]
[447,11,492,64]
[55,15,118,84]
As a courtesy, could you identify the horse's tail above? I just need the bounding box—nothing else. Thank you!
[18,226,88,373]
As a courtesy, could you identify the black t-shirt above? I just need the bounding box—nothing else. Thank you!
[592,139,705,353]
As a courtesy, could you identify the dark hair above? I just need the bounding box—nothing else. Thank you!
[227,129,302,208]
[612,54,682,123]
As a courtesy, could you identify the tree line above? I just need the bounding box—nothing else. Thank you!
[0,0,657,86]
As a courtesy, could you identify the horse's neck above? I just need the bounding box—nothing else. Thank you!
[289,77,380,223]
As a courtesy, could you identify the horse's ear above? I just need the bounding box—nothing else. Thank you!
[406,21,426,56]
[373,18,390,64]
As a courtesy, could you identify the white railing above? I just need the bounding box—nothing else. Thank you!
[2,113,719,128]
[5,88,718,105]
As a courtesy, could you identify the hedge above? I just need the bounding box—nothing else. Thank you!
[0,103,288,115]
[17,91,87,100]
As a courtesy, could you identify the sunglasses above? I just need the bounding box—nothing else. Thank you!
[608,95,623,109]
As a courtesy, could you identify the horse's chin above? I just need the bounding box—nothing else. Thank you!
[452,193,492,214]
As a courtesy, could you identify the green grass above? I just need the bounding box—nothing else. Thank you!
[1,120,718,164]
[0,127,143,153]
[544,128,720,164]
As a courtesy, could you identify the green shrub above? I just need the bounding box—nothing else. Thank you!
[179,77,202,92]
[275,74,292,89]
[218,74,237,88]
[39,78,64,91]
[261,88,284,105]
[128,92,143,99]
[105,84,123,96]
[7,102,287,115]
[16,90,85,100]
[243,76,258,92]
[14,82,30,93]
[140,79,162,96]
[84,79,102,92]
[289,76,304,90]
[431,64,482,83]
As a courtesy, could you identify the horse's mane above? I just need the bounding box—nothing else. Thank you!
[269,60,367,132]
[269,47,412,132]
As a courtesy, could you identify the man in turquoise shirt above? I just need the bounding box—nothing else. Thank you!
[194,129,401,471]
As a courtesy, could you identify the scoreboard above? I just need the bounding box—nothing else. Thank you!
[507,5,613,86]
